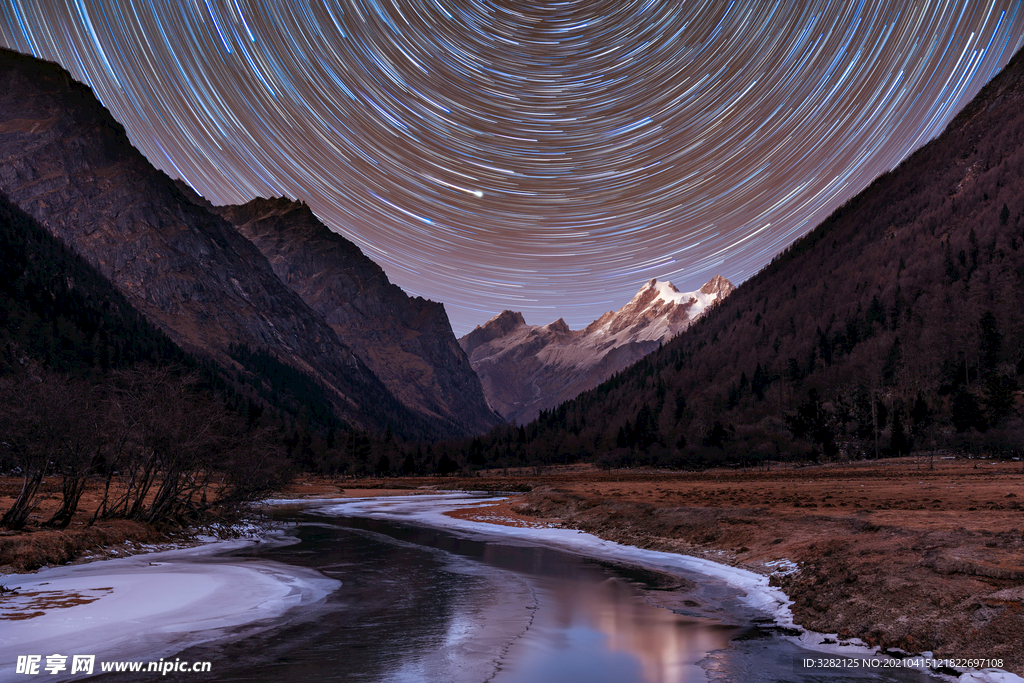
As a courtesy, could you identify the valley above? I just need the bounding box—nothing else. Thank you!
[7,458,1023,680]
[1,14,1024,682]
[461,276,734,424]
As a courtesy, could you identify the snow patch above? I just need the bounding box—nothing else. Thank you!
[308,493,1023,683]
[960,671,1024,683]
[0,534,338,680]
[764,558,800,576]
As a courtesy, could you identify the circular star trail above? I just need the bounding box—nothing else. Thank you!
[2,1,1023,335]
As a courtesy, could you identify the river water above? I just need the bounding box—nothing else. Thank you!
[107,496,934,683]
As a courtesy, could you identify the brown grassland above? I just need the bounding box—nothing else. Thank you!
[3,456,1023,674]
[299,457,1024,674]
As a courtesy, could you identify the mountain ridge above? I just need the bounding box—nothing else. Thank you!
[453,46,1024,467]
[193,189,502,435]
[0,47,456,439]
[460,276,733,423]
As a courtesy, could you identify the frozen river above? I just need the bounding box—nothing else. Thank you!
[3,493,963,682]
[102,494,938,682]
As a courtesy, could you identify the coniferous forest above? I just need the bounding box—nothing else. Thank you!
[0,187,462,530]
[4,49,1024,492]
[431,47,1024,474]
[0,193,366,528]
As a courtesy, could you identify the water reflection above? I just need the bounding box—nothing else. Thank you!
[104,502,935,683]
[295,512,740,683]
[498,573,737,683]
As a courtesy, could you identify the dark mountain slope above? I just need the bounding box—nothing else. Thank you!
[190,193,501,435]
[454,46,1024,467]
[0,48,441,438]
[0,190,189,375]
[0,186,323,534]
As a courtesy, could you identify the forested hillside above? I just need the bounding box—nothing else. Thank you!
[437,47,1024,471]
[0,192,397,528]
[0,190,461,509]
[0,48,454,442]
[0,193,189,375]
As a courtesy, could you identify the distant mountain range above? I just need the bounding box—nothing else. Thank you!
[453,46,1024,467]
[0,47,497,440]
[459,276,734,423]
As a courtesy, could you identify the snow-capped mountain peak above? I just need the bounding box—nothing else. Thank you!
[640,278,687,305]
[590,277,733,343]
[459,276,734,423]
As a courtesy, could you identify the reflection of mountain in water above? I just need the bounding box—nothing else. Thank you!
[146,506,937,683]
[499,569,735,683]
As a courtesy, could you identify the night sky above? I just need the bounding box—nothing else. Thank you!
[2,2,1023,336]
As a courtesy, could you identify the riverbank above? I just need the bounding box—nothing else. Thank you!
[0,532,338,681]
[291,457,1024,677]
[4,457,1022,677]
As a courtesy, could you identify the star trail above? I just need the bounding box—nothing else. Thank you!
[2,1,1023,335]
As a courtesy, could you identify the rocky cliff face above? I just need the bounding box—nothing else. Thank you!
[460,277,733,423]
[196,193,501,435]
[0,48,443,438]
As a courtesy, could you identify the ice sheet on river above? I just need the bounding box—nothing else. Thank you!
[307,493,1024,683]
[0,535,338,681]
[309,494,793,622]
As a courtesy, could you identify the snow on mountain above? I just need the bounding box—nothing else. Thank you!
[459,276,734,424]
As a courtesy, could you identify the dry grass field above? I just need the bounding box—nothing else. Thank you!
[4,456,1023,673]
[350,457,1023,673]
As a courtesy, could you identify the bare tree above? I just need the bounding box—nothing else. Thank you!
[91,366,287,527]
[44,378,106,528]
[0,373,101,529]
[0,374,51,530]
